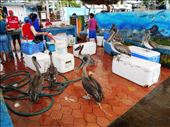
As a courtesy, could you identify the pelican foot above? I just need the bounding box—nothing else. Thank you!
[82,95,91,100]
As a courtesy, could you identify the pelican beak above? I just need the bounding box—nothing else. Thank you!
[74,45,82,51]
[76,60,84,70]
[35,60,41,68]
[32,56,41,68]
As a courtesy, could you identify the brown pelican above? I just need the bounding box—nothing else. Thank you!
[106,24,118,42]
[29,56,44,102]
[107,24,124,43]
[111,42,131,56]
[105,24,131,56]
[45,52,58,86]
[142,30,158,49]
[75,45,95,69]
[75,45,104,103]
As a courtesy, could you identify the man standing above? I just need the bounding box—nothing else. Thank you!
[7,10,22,57]
[88,13,98,43]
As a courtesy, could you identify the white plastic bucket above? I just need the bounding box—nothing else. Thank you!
[55,40,68,54]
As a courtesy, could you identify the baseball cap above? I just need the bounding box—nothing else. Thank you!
[24,16,30,23]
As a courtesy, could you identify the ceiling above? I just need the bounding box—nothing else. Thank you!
[81,0,120,5]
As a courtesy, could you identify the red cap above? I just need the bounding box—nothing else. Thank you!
[9,10,13,14]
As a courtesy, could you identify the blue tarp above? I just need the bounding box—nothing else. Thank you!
[95,10,170,37]
[0,90,13,127]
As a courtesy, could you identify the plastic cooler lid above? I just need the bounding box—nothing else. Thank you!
[53,53,73,60]
[129,46,160,57]
[118,55,161,71]
[81,41,96,45]
[24,52,49,60]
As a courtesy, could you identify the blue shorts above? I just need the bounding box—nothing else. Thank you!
[89,30,97,39]
[0,34,10,53]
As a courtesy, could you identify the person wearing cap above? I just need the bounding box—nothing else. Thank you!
[0,8,11,63]
[45,18,53,28]
[6,10,22,57]
[21,17,55,43]
[29,13,44,41]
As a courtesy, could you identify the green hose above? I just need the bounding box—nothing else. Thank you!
[0,70,82,117]
[6,95,54,117]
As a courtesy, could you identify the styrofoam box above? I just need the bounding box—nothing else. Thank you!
[89,38,95,42]
[97,36,104,46]
[52,53,74,73]
[129,46,160,63]
[23,53,50,73]
[73,42,96,57]
[112,55,161,87]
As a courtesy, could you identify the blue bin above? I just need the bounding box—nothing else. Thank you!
[129,46,160,63]
[46,42,56,52]
[21,41,44,55]
[104,41,113,55]
[131,52,160,63]
[104,32,110,40]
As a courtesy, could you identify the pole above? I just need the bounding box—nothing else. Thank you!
[46,0,50,20]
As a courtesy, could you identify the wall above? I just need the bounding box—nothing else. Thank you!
[95,10,170,37]
[62,7,88,21]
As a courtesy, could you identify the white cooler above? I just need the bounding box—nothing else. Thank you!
[52,53,74,73]
[112,55,161,87]
[73,42,96,57]
[23,53,50,73]
[97,36,104,46]
[129,46,160,63]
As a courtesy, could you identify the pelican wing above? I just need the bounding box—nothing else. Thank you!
[106,30,116,42]
[82,77,103,102]
[114,44,131,56]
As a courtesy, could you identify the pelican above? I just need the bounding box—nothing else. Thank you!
[75,45,104,103]
[45,52,58,86]
[106,24,118,42]
[74,45,95,69]
[106,25,131,56]
[0,60,3,72]
[28,56,44,102]
[107,24,124,43]
[142,30,158,49]
[111,42,131,56]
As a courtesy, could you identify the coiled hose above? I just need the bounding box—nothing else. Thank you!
[0,70,82,117]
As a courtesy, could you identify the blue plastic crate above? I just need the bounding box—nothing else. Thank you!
[46,42,56,52]
[104,41,113,55]
[104,32,110,40]
[21,41,44,55]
